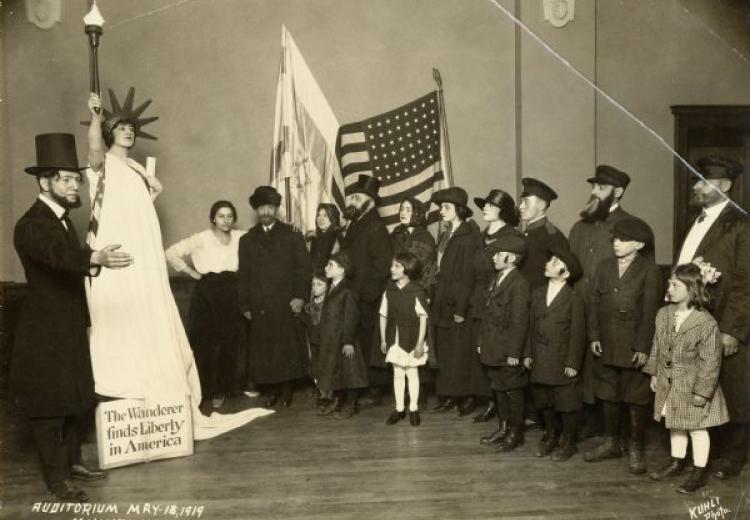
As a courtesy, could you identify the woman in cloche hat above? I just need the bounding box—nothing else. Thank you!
[429,187,482,412]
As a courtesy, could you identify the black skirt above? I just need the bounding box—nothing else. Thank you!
[187,271,242,396]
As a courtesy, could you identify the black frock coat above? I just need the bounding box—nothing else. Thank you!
[688,205,750,421]
[238,221,311,385]
[340,209,392,305]
[318,280,369,391]
[10,200,96,418]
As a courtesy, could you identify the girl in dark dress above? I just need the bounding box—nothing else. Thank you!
[429,187,482,412]
[467,190,523,421]
[380,251,430,427]
[308,203,341,272]
[318,252,369,418]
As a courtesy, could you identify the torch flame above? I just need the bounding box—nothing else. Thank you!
[83,1,106,27]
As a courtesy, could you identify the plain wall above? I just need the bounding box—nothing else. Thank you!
[3,0,750,280]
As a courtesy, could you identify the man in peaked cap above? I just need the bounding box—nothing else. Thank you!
[676,155,750,480]
[340,174,393,406]
[238,186,312,408]
[518,177,569,290]
[11,133,133,502]
[567,164,649,439]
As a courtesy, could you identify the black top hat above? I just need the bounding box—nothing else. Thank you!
[546,242,583,284]
[587,165,631,189]
[696,155,744,180]
[521,177,558,203]
[612,217,653,245]
[25,133,85,176]
[348,174,382,200]
[249,186,282,209]
[486,234,527,256]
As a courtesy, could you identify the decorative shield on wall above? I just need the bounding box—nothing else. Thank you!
[25,0,61,29]
[543,0,576,28]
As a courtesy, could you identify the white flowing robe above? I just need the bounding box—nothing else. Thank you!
[86,153,272,439]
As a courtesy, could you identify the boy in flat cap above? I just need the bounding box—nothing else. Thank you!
[583,217,662,475]
[524,244,586,461]
[518,177,569,290]
[11,133,132,501]
[568,165,643,439]
[676,155,750,480]
[477,235,531,453]
[238,186,312,408]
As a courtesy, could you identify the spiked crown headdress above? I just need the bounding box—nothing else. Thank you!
[84,87,159,140]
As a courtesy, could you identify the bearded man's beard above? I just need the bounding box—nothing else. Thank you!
[579,191,615,223]
[343,199,371,221]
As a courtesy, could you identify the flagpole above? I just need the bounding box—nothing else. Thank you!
[432,68,454,187]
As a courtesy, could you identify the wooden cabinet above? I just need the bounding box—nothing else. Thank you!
[671,105,750,261]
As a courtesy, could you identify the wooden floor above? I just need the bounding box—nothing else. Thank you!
[1,393,748,520]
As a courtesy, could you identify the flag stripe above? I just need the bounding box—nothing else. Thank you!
[378,171,442,207]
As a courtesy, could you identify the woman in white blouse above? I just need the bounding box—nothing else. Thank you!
[165,201,246,411]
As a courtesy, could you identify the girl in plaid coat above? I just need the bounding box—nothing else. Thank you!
[644,263,729,494]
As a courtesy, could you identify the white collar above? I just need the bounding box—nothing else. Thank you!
[263,221,276,232]
[526,214,546,226]
[609,202,620,213]
[703,200,729,219]
[38,194,67,220]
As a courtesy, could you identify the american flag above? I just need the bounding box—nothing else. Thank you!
[334,91,446,228]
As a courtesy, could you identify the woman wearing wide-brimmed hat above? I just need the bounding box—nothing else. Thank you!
[429,187,482,412]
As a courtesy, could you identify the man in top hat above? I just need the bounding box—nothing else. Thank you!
[11,133,133,502]
[518,177,569,289]
[568,165,644,437]
[238,186,312,408]
[340,174,393,405]
[676,155,750,479]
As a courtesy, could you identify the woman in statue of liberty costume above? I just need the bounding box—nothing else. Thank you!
[85,90,272,439]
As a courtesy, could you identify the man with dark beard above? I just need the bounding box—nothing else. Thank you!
[11,134,133,502]
[569,165,636,439]
[340,174,393,407]
[238,186,312,408]
[676,155,750,481]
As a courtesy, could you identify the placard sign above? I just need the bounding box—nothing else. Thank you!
[95,395,193,469]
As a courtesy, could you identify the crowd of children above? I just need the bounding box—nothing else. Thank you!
[296,190,729,495]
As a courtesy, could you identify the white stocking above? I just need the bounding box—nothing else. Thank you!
[406,367,420,411]
[393,366,406,412]
[670,429,688,459]
[690,429,710,468]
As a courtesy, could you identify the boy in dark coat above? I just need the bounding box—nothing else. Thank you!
[583,217,662,474]
[318,252,368,418]
[477,234,530,453]
[12,134,132,501]
[524,243,586,461]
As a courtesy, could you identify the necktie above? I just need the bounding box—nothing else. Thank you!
[697,209,708,223]
[437,222,453,256]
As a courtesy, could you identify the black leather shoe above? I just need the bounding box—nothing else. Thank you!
[496,429,525,453]
[409,411,421,426]
[480,422,509,446]
[432,398,448,411]
[713,460,743,479]
[49,480,89,502]
[386,410,406,425]
[457,397,477,417]
[441,398,458,412]
[264,395,279,408]
[550,441,578,462]
[677,466,709,494]
[70,464,107,481]
[472,402,497,423]
[650,457,686,481]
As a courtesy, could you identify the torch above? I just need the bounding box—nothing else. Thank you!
[83,1,106,112]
